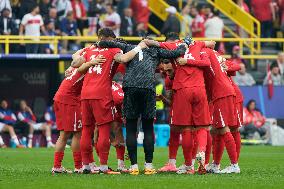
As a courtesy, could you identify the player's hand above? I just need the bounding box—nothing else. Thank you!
[89,55,106,66]
[156,94,163,101]
[143,39,159,47]
[138,41,148,49]
[65,66,74,77]
[177,57,187,66]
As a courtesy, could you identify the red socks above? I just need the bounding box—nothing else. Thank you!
[73,151,82,169]
[213,134,225,165]
[169,130,180,159]
[223,132,238,164]
[205,130,212,165]
[231,131,241,161]
[97,123,111,165]
[196,128,207,152]
[116,145,125,160]
[80,125,95,165]
[181,130,193,166]
[191,131,198,159]
[53,152,64,168]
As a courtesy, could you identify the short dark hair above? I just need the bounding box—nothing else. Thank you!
[165,32,180,41]
[246,99,256,111]
[98,28,116,39]
[270,61,279,70]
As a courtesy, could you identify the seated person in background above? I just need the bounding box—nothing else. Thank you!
[0,100,24,148]
[263,62,284,86]
[233,63,256,86]
[241,99,266,139]
[17,100,54,148]
[44,105,56,130]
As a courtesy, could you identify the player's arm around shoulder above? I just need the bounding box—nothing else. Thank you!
[77,55,106,74]
[114,41,148,63]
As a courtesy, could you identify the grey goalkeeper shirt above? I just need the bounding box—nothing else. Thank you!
[98,41,185,91]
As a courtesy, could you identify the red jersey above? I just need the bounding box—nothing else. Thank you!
[81,47,122,100]
[172,41,206,90]
[54,68,84,105]
[165,75,173,90]
[243,108,266,127]
[191,15,205,37]
[112,81,124,106]
[201,48,236,102]
[130,0,150,28]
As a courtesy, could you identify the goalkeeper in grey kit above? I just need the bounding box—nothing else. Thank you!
[98,38,186,175]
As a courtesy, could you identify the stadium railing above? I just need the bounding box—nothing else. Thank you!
[1,35,283,59]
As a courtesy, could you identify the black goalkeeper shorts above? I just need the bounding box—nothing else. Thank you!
[123,87,156,119]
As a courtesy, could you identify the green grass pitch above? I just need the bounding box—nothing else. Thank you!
[1,146,284,189]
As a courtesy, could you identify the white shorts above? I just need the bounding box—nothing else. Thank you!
[32,123,45,130]
[0,122,5,132]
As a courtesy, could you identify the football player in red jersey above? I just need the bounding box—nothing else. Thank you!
[51,53,105,174]
[110,81,127,172]
[226,60,243,168]
[145,34,215,174]
[71,28,147,174]
[199,49,240,174]
[157,61,179,173]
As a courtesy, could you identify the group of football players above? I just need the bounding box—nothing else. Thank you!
[51,28,243,175]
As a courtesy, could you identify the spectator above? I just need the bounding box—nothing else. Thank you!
[44,19,57,54]
[19,0,37,19]
[229,45,245,65]
[11,0,21,19]
[204,8,224,50]
[87,0,106,17]
[180,5,193,37]
[39,0,52,19]
[0,8,17,53]
[251,0,275,38]
[46,7,61,35]
[99,3,121,37]
[136,22,147,37]
[60,11,80,52]
[120,8,136,36]
[130,0,149,30]
[17,100,54,148]
[0,0,11,15]
[52,0,73,20]
[71,0,87,35]
[0,8,16,35]
[161,6,180,35]
[190,6,205,37]
[241,100,267,139]
[233,63,256,86]
[276,52,284,75]
[87,0,106,35]
[263,62,284,85]
[19,5,46,54]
